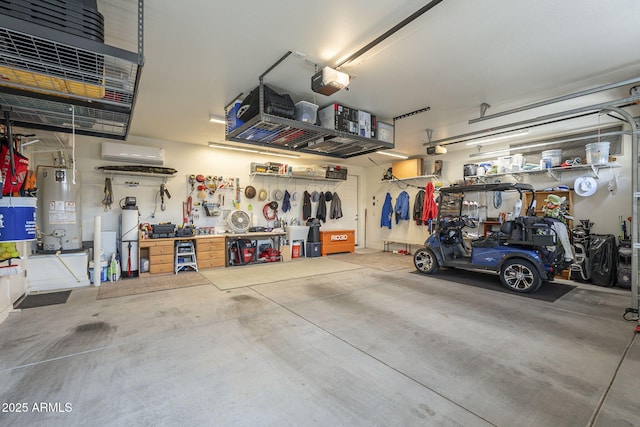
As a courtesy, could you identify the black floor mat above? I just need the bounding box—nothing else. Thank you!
[14,290,71,309]
[412,269,576,302]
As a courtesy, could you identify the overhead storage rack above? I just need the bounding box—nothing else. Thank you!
[226,51,394,159]
[0,1,144,140]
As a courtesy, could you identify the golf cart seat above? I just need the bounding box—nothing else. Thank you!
[504,217,556,247]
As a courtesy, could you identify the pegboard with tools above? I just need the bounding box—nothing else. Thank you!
[184,174,242,225]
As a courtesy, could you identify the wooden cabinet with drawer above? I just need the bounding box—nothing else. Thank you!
[196,237,225,269]
[140,239,174,275]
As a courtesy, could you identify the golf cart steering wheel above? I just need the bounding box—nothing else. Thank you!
[461,216,476,229]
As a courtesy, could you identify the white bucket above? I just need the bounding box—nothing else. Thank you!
[585,141,610,165]
[541,149,562,167]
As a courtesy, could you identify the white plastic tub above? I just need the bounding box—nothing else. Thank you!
[541,149,562,167]
[295,101,319,123]
[585,141,610,164]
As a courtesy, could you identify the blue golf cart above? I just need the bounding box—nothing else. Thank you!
[413,182,570,293]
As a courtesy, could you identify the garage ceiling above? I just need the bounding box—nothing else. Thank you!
[4,0,640,165]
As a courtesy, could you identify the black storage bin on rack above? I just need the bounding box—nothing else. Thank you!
[0,0,105,42]
[588,234,617,287]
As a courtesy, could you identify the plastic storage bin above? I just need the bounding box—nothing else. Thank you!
[295,101,319,123]
[541,149,562,167]
[585,141,610,164]
[89,260,108,284]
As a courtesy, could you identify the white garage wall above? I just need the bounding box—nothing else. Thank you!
[28,136,366,244]
[365,131,633,250]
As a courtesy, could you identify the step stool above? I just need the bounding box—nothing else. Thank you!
[175,240,198,273]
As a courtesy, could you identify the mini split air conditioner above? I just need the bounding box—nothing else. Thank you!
[101,142,165,165]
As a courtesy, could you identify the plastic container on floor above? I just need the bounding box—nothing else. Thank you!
[292,243,301,258]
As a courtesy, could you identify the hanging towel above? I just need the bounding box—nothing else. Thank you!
[394,191,410,224]
[282,190,291,212]
[381,192,393,229]
[330,192,343,219]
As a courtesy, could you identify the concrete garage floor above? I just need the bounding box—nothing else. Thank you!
[0,262,638,426]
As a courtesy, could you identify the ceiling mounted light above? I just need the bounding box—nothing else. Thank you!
[465,129,530,146]
[376,150,409,159]
[258,150,300,159]
[311,66,350,96]
[208,142,258,153]
[209,115,226,124]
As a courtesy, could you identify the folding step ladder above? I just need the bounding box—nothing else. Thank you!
[175,240,198,273]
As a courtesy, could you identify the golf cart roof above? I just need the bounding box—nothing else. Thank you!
[438,182,535,194]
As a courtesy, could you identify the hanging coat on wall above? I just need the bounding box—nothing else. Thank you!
[330,192,343,219]
[316,191,327,222]
[302,190,312,221]
[413,189,425,225]
[381,192,393,229]
[422,182,438,224]
[394,191,410,224]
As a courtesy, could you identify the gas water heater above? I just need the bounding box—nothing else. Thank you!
[37,152,82,251]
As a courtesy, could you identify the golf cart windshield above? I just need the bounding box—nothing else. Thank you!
[437,182,536,222]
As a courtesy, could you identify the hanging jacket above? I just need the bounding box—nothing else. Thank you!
[422,182,438,223]
[413,189,425,225]
[302,191,312,221]
[381,192,393,229]
[330,192,343,219]
[316,191,327,222]
[394,191,410,224]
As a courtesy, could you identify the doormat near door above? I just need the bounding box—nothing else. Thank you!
[97,272,211,299]
[14,290,71,309]
[199,257,362,290]
[411,269,576,302]
[330,251,414,271]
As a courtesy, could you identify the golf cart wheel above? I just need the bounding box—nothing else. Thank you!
[499,259,542,293]
[414,248,439,274]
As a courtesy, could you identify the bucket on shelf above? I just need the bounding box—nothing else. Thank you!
[541,149,562,167]
[585,141,610,165]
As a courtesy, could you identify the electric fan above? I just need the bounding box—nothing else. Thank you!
[227,210,251,233]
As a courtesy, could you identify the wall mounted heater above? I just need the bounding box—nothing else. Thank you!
[101,142,165,165]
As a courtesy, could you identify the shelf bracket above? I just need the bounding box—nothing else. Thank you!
[545,168,561,181]
[509,173,523,182]
[589,164,600,179]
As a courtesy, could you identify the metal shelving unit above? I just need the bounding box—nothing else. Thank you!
[470,163,621,182]
[250,171,344,183]
[227,109,393,159]
[225,52,394,159]
[0,1,144,140]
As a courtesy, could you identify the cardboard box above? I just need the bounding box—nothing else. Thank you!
[392,158,424,179]
[358,110,371,138]
[318,103,359,134]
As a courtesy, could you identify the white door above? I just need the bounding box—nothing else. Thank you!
[325,174,360,246]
